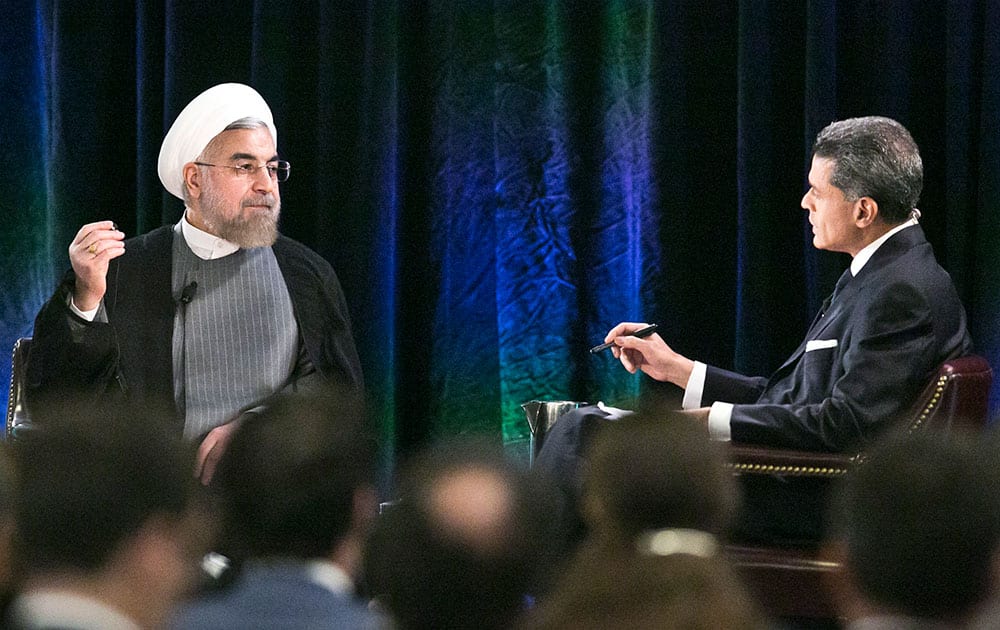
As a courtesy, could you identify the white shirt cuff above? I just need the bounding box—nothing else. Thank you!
[68,296,100,322]
[682,361,707,409]
[707,402,733,441]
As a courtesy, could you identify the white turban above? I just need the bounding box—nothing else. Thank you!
[157,83,277,200]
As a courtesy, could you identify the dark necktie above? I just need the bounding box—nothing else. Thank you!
[830,268,852,306]
[812,268,853,330]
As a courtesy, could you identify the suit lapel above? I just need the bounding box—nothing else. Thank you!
[776,273,853,373]
[767,225,927,380]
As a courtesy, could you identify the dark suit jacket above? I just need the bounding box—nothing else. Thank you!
[701,225,972,451]
[25,225,363,431]
[167,563,385,629]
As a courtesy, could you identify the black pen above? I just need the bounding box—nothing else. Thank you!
[589,324,659,354]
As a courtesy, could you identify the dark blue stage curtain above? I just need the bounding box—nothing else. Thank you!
[2,1,999,463]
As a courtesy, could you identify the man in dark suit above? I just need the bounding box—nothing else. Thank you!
[166,387,384,629]
[598,117,972,543]
[606,116,971,453]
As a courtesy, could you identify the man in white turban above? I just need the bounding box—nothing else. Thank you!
[26,83,363,485]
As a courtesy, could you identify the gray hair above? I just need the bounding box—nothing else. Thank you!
[221,116,270,132]
[812,116,922,224]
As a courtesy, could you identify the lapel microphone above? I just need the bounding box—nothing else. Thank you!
[179,281,198,305]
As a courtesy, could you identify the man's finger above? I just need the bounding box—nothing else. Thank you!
[619,349,638,373]
[194,435,216,480]
[72,220,118,246]
[603,321,648,344]
[94,243,127,261]
[201,449,220,486]
[614,334,651,350]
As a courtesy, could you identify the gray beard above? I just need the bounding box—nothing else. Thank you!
[198,190,280,248]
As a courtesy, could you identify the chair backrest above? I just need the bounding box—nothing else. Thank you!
[5,337,31,440]
[904,354,993,434]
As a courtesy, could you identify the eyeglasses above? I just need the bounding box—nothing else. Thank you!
[194,160,291,183]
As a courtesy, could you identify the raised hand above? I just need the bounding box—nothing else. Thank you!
[69,221,125,311]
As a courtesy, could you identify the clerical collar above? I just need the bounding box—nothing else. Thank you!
[179,211,241,260]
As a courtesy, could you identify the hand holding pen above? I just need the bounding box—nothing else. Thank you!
[596,321,695,387]
[589,324,660,353]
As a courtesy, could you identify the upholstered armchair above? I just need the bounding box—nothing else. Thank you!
[725,354,993,621]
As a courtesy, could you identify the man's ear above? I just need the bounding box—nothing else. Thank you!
[854,197,879,228]
[182,163,203,201]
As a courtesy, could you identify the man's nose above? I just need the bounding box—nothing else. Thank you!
[252,167,275,192]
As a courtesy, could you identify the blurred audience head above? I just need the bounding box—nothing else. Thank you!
[522,533,767,630]
[214,385,378,576]
[827,430,1000,625]
[363,439,564,630]
[523,409,764,629]
[9,408,205,628]
[581,409,739,544]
